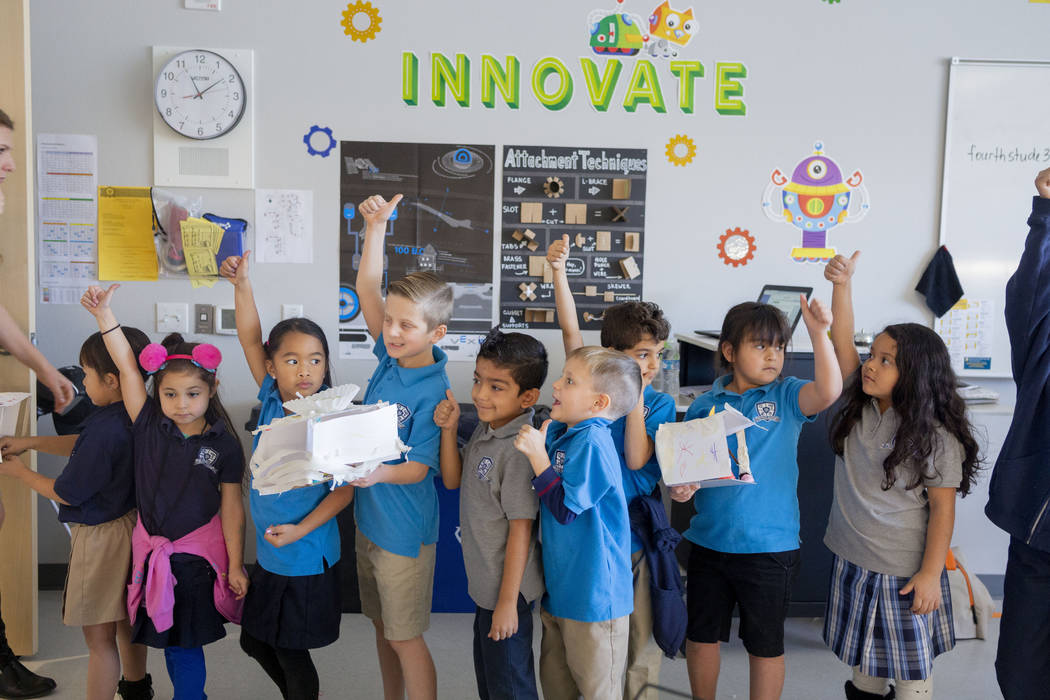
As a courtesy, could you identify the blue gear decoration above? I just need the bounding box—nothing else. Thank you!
[303,125,337,157]
[339,285,360,322]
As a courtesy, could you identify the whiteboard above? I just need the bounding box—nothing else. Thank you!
[938,58,1050,378]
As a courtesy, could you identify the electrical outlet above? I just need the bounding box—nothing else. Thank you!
[156,303,189,334]
[194,304,214,334]
[282,304,304,320]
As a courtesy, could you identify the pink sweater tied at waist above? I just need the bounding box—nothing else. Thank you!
[127,513,243,632]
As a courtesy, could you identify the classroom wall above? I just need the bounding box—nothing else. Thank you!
[25,0,1044,568]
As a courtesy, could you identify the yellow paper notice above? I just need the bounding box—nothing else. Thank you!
[98,187,158,281]
[180,218,225,285]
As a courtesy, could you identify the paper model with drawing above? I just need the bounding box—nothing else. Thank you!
[250,384,409,495]
[655,403,760,487]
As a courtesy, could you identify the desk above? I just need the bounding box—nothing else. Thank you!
[673,333,836,616]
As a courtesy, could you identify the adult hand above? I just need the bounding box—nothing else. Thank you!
[1036,168,1050,199]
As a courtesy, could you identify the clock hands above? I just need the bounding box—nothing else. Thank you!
[188,75,203,99]
[196,79,226,98]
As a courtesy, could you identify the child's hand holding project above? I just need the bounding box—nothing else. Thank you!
[669,483,700,503]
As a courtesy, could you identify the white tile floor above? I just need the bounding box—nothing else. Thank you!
[19,591,1003,699]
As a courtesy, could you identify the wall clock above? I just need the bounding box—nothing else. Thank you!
[152,46,253,188]
[155,48,245,140]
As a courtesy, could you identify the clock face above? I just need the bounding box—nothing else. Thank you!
[155,49,245,140]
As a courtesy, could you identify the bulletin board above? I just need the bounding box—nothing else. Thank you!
[499,145,647,330]
[937,58,1050,378]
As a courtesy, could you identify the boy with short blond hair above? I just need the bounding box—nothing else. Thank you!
[515,346,640,700]
[353,193,452,700]
[548,235,677,699]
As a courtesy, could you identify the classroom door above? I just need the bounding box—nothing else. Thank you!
[0,0,40,656]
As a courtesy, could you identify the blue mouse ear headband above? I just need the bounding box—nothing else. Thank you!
[139,343,222,374]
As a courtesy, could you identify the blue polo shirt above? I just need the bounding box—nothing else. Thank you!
[353,333,450,558]
[610,385,677,553]
[249,375,341,576]
[53,402,135,525]
[132,399,245,541]
[682,375,814,554]
[540,417,633,623]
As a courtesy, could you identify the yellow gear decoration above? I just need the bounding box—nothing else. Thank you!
[342,1,382,43]
[665,134,697,167]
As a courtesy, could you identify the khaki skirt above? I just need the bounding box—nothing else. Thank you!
[63,510,135,626]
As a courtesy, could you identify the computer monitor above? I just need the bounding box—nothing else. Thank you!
[694,284,813,338]
[757,284,812,335]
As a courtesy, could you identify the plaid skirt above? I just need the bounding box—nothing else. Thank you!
[823,554,955,681]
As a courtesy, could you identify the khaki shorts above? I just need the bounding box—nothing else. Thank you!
[355,529,435,642]
[63,510,135,626]
[539,607,629,700]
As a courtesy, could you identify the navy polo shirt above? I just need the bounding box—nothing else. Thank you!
[53,402,136,525]
[249,375,341,576]
[540,417,633,623]
[682,375,814,554]
[133,399,245,542]
[609,384,677,553]
[353,333,450,558]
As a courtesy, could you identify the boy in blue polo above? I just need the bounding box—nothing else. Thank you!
[548,235,677,700]
[669,299,841,700]
[352,193,452,700]
[514,346,641,700]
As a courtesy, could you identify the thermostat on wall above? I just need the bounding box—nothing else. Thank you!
[215,305,238,335]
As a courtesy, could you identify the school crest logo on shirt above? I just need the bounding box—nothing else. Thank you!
[476,456,494,480]
[552,450,566,474]
[194,447,219,473]
[754,401,779,423]
[643,404,651,419]
[396,403,412,429]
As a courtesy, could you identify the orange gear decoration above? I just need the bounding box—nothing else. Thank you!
[717,227,757,267]
[342,1,382,42]
[665,134,696,166]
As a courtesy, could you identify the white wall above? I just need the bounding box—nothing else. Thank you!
[25,0,1045,568]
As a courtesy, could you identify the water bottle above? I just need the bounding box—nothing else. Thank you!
[661,340,680,401]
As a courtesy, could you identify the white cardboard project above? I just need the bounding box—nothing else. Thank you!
[250,384,408,495]
[655,404,759,487]
[0,393,31,463]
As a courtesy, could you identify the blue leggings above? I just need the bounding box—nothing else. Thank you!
[164,646,207,700]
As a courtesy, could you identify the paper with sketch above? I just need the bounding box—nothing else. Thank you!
[254,189,313,263]
[655,404,759,487]
[249,384,408,495]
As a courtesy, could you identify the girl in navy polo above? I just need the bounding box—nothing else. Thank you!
[221,251,351,700]
[0,327,154,700]
[82,284,248,700]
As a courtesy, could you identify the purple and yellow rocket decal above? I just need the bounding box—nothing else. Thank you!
[762,142,869,263]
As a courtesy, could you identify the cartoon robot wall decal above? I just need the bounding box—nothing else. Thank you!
[588,2,695,59]
[762,142,870,263]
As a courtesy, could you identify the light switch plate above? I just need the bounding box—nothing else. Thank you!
[282,304,304,320]
[194,304,214,334]
[156,303,189,334]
